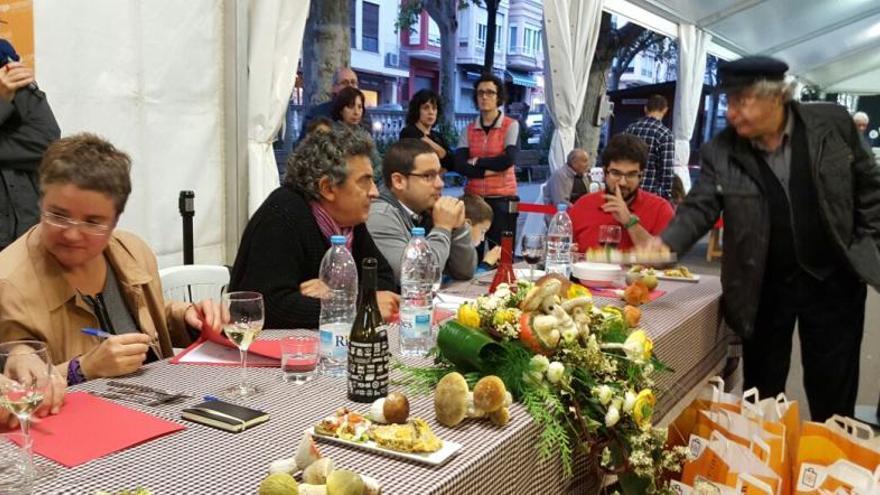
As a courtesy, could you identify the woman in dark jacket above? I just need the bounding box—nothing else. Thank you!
[399,89,454,171]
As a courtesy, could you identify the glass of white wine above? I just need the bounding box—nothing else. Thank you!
[221,291,265,398]
[0,340,55,488]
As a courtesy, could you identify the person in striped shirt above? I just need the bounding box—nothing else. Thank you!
[624,95,675,200]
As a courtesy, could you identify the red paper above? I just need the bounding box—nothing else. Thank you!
[13,392,184,467]
[200,329,282,359]
[590,288,666,301]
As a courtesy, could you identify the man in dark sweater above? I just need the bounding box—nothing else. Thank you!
[229,127,399,329]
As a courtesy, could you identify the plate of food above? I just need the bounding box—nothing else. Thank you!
[310,406,461,466]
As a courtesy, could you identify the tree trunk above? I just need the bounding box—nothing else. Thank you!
[575,14,615,156]
[483,0,499,73]
[302,0,351,112]
[425,1,458,127]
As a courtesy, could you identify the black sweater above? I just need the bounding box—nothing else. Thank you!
[228,187,395,329]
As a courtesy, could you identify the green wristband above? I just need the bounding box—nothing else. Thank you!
[625,215,640,229]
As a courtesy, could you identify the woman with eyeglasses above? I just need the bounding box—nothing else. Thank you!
[569,133,674,251]
[0,133,222,387]
[399,89,454,171]
[453,73,520,257]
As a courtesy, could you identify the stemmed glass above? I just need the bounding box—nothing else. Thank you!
[221,291,265,398]
[0,340,55,486]
[521,234,546,281]
[598,225,622,260]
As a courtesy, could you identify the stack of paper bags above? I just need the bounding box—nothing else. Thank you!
[669,377,802,495]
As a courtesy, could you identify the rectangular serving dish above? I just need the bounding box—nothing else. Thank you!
[308,427,462,466]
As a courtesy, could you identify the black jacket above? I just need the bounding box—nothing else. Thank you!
[662,102,880,338]
[229,187,395,329]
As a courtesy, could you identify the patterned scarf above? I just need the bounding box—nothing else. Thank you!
[309,201,353,250]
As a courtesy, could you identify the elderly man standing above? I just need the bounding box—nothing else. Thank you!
[544,148,590,207]
[367,139,476,283]
[299,67,373,141]
[853,111,872,151]
[625,94,675,200]
[655,56,880,422]
[230,127,399,329]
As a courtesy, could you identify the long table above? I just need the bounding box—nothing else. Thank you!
[34,275,727,494]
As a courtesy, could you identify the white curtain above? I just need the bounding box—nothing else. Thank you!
[34,0,226,266]
[542,0,604,173]
[672,23,711,193]
[247,0,311,215]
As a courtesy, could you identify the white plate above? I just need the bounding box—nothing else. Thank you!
[514,268,546,281]
[308,427,462,466]
[655,273,701,283]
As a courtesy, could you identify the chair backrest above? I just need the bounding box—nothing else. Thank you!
[159,264,230,303]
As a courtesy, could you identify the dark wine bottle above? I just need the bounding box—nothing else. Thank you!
[489,231,517,292]
[347,257,389,402]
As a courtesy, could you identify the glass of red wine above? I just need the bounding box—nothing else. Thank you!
[521,234,545,282]
[598,225,622,260]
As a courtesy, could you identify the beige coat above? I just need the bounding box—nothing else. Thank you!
[0,227,193,374]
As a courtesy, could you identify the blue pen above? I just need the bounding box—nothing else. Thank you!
[82,327,113,339]
[203,395,221,402]
[82,327,163,357]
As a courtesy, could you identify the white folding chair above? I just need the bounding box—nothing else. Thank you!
[158,264,229,304]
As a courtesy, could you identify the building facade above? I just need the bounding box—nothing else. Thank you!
[349,0,409,109]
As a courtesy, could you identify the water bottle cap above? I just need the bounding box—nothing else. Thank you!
[411,227,426,237]
[330,235,346,245]
[557,203,568,212]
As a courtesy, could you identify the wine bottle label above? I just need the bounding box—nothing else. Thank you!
[347,326,390,401]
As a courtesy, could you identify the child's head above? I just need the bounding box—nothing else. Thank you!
[461,193,494,247]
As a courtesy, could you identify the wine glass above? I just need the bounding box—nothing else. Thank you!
[598,225,622,259]
[0,340,55,486]
[521,234,546,282]
[221,291,265,398]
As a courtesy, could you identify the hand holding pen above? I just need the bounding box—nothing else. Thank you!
[79,328,157,379]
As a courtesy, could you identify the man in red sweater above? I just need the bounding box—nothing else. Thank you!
[569,133,674,251]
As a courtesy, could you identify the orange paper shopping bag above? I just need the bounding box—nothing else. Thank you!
[794,459,878,494]
[682,431,782,495]
[796,415,880,475]
[668,376,743,448]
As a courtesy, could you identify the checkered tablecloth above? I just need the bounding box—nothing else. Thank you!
[34,275,725,495]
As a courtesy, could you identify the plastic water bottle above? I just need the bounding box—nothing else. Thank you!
[399,227,436,357]
[588,166,605,194]
[318,235,358,377]
[546,203,573,277]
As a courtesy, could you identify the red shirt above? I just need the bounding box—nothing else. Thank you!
[569,190,674,251]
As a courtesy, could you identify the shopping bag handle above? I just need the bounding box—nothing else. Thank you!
[737,473,774,495]
[741,388,762,419]
[825,460,876,491]
[826,415,875,441]
[749,434,772,466]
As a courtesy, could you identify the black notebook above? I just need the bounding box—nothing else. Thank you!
[181,400,270,433]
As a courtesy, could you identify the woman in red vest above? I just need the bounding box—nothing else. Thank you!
[454,74,520,256]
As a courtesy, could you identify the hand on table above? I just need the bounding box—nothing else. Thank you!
[186,298,223,334]
[80,333,152,379]
[377,291,400,322]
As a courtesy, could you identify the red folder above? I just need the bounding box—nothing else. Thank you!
[12,392,185,467]
[198,328,282,359]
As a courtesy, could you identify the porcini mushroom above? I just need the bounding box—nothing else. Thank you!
[434,372,470,427]
[473,376,507,413]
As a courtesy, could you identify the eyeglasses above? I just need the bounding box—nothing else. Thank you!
[41,211,113,236]
[606,170,643,181]
[407,171,443,182]
[476,90,498,98]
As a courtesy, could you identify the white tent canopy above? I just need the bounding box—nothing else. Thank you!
[614,0,880,95]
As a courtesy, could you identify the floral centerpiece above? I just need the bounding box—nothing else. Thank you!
[397,276,687,494]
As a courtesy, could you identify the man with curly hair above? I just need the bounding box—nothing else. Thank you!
[229,127,399,329]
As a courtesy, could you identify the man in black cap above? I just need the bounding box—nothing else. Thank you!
[653,55,880,421]
[0,39,61,251]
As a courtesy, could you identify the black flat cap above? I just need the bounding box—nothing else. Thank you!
[717,56,788,91]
